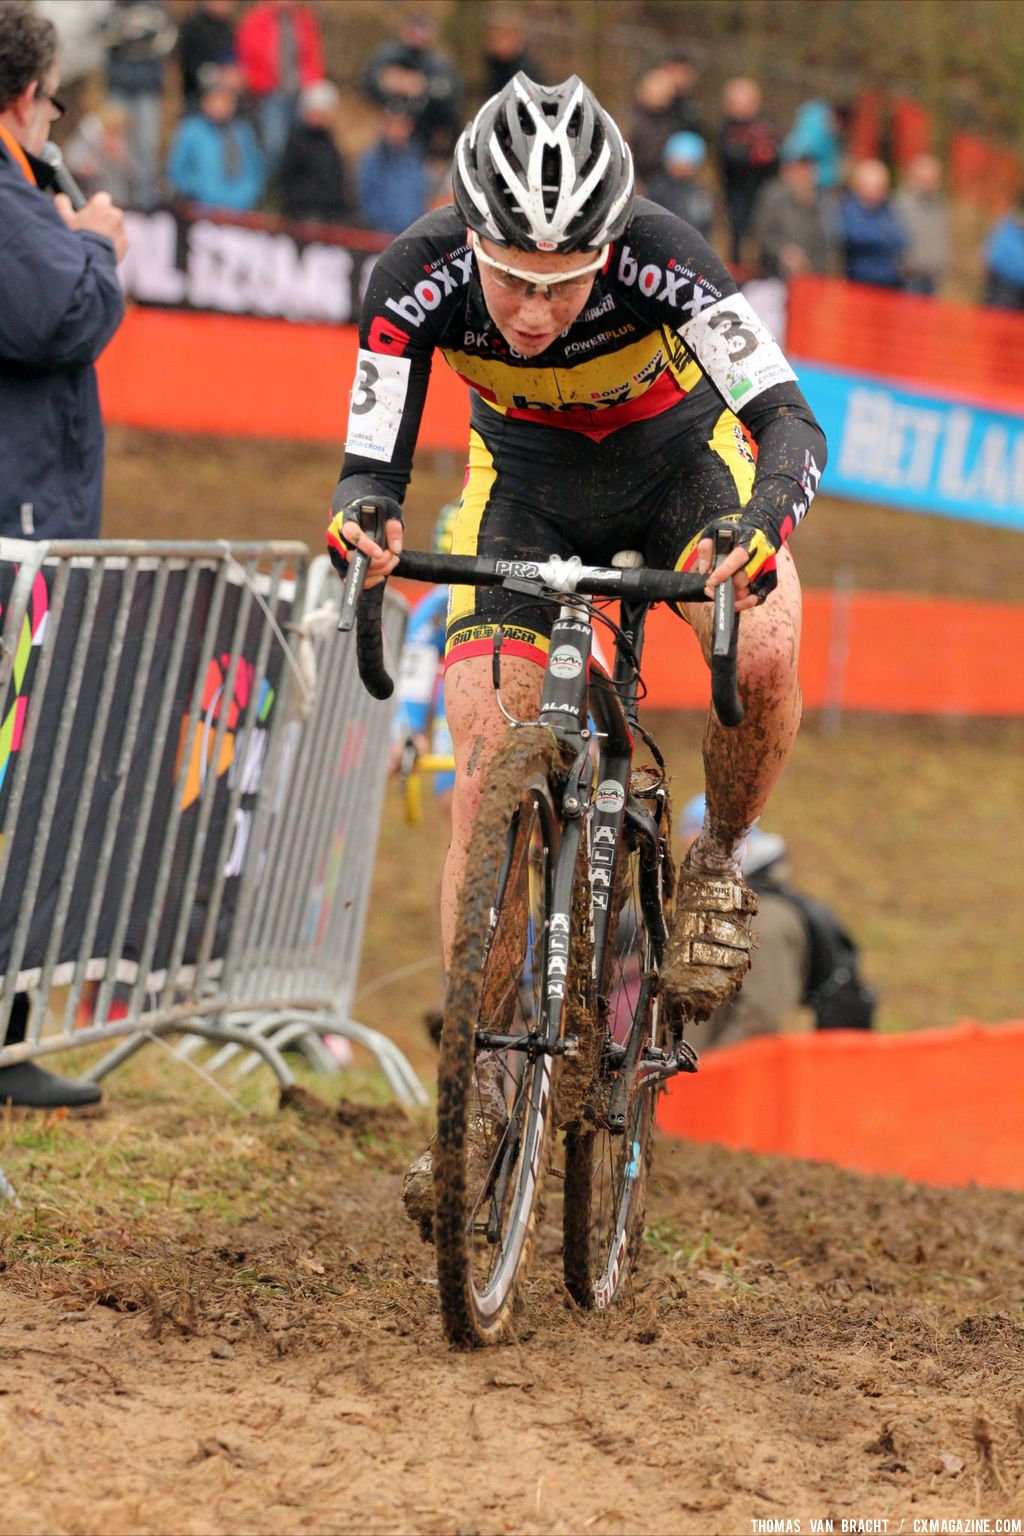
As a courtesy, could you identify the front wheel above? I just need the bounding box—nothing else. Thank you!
[434,727,565,1347]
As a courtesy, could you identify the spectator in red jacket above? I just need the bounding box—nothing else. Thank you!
[236,0,323,177]
[718,76,780,265]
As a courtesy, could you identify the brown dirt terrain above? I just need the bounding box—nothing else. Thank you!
[2,1081,1024,1536]
[2,435,1022,1534]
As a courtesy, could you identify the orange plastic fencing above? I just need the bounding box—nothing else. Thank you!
[638,590,1024,716]
[657,1020,1024,1190]
[97,307,469,447]
[787,274,1024,411]
[102,281,1024,440]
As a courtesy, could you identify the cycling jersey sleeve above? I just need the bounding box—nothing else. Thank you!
[618,201,827,548]
[332,208,472,513]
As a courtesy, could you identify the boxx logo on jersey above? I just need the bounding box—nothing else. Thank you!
[385,249,474,330]
[617,244,720,318]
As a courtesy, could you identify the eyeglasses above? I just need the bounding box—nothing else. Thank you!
[38,88,66,119]
[472,237,609,302]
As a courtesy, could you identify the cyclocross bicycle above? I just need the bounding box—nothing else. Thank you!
[339,502,743,1347]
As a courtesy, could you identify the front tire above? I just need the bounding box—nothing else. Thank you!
[434,728,564,1347]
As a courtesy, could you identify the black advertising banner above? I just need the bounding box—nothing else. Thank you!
[0,556,292,990]
[119,207,386,326]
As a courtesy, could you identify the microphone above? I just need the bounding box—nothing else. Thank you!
[39,140,87,211]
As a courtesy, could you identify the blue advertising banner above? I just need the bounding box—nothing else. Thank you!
[794,361,1024,531]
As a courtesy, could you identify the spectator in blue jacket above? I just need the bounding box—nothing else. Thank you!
[167,64,264,211]
[837,159,908,288]
[782,100,843,193]
[358,106,427,235]
[0,0,127,1109]
[983,193,1024,310]
[645,131,714,241]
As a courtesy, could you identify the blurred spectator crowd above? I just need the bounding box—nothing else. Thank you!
[39,0,1024,309]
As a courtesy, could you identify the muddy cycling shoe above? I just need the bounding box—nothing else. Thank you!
[659,852,758,1023]
[402,1143,437,1243]
[401,1111,509,1245]
[401,1059,508,1245]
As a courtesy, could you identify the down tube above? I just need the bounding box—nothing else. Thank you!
[542,814,586,1044]
[588,677,635,995]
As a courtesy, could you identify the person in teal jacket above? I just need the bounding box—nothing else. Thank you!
[167,65,265,211]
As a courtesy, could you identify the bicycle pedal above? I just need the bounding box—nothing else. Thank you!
[675,1039,700,1073]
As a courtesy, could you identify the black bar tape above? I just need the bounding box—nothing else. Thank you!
[711,610,743,728]
[355,583,394,700]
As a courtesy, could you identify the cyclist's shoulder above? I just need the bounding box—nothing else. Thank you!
[370,205,471,290]
[612,197,737,312]
[364,205,473,346]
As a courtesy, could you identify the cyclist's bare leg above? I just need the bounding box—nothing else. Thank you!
[441,652,545,963]
[684,545,802,872]
[402,651,544,1236]
[662,547,802,1021]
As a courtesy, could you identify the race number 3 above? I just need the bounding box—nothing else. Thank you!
[351,357,380,415]
[344,348,411,462]
[680,293,796,408]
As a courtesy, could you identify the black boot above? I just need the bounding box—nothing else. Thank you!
[0,995,102,1109]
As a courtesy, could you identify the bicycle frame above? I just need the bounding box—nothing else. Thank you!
[515,593,668,1074]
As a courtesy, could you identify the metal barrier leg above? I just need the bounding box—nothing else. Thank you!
[207,1015,341,1078]
[315,1017,428,1108]
[229,1010,428,1108]
[84,1030,154,1083]
[168,1020,297,1090]
[84,1019,297,1091]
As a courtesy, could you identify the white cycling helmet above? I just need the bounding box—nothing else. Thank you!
[453,72,634,253]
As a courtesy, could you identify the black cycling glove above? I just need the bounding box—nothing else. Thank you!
[326,493,404,582]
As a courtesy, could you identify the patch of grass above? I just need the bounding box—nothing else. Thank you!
[0,1052,427,1323]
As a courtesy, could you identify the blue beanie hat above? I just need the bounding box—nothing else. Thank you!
[664,131,706,167]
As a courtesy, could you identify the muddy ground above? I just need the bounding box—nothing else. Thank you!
[1,437,1022,1535]
[2,1081,1024,1536]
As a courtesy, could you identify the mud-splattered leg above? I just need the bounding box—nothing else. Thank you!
[442,652,544,963]
[661,548,802,1022]
[684,545,803,874]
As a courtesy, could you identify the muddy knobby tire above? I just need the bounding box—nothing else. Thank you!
[433,727,566,1348]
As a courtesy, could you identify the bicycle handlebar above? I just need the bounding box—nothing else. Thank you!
[337,504,744,726]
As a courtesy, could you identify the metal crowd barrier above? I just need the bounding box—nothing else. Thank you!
[0,540,425,1150]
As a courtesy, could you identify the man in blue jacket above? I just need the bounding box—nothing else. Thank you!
[0,2,127,543]
[0,1,127,1107]
[837,159,908,290]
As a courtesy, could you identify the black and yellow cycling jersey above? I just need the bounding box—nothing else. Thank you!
[335,198,826,666]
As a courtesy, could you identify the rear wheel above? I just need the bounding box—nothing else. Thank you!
[562,786,671,1309]
[434,728,564,1347]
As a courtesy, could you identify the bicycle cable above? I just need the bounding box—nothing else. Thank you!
[485,589,649,706]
